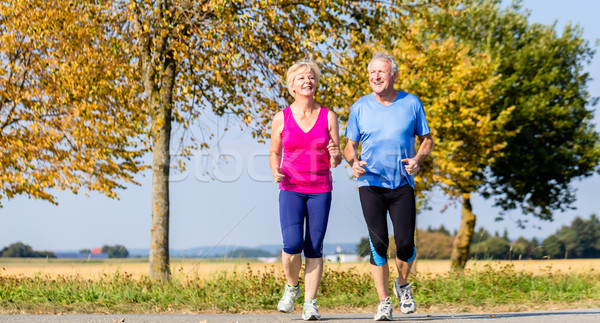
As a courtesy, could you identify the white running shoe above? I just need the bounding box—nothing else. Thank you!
[374,296,393,321]
[302,298,321,321]
[394,279,417,314]
[277,284,300,313]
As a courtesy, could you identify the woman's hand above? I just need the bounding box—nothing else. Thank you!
[327,139,342,168]
[272,167,285,183]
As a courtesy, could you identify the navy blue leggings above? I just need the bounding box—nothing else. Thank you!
[279,190,332,258]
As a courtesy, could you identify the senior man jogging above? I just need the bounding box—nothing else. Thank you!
[344,52,433,321]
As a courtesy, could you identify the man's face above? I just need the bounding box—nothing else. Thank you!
[368,59,397,95]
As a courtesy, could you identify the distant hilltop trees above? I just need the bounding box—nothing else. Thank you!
[0,243,129,258]
[102,245,129,258]
[0,242,56,258]
[223,248,273,258]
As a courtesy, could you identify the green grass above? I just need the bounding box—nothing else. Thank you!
[416,263,600,309]
[1,262,599,314]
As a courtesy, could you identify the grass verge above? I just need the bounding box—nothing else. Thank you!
[1,262,599,314]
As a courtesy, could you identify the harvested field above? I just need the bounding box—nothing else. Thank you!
[2,258,599,280]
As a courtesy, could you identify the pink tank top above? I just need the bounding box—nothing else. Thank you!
[279,106,333,193]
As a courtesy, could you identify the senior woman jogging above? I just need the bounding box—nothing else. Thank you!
[269,60,342,321]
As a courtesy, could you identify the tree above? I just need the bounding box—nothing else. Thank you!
[570,214,600,258]
[331,1,520,270]
[470,236,509,260]
[102,244,129,258]
[0,1,147,206]
[124,0,398,281]
[0,242,56,258]
[510,237,543,260]
[416,229,454,259]
[366,24,510,269]
[224,248,273,258]
[528,237,544,259]
[356,237,371,258]
[434,0,600,268]
[542,214,600,259]
[542,235,563,259]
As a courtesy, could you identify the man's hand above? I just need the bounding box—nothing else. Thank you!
[352,160,368,178]
[401,158,420,175]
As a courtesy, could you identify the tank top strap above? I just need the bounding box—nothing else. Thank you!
[315,106,329,131]
[281,106,291,132]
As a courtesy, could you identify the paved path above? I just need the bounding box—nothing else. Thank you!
[2,309,600,322]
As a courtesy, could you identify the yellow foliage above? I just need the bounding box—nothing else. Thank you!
[331,14,515,201]
[0,1,148,205]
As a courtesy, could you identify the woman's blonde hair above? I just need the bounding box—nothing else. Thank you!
[286,60,321,97]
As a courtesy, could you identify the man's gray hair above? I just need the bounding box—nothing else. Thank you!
[368,53,398,76]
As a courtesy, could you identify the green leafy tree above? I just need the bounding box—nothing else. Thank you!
[333,1,516,270]
[570,214,600,258]
[356,237,370,258]
[1,242,56,258]
[224,248,273,258]
[429,0,600,269]
[472,227,491,244]
[427,225,451,236]
[101,244,129,258]
[542,235,563,259]
[542,214,600,259]
[511,237,543,260]
[470,236,510,260]
[558,229,581,259]
[529,237,544,259]
[510,237,529,260]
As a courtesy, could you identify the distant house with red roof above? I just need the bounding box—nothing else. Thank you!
[54,247,108,259]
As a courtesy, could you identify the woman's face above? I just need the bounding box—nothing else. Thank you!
[292,71,317,97]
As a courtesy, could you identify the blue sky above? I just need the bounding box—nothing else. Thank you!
[1,0,599,252]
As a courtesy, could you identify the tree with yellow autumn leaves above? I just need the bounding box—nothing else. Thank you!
[125,0,400,282]
[0,2,146,205]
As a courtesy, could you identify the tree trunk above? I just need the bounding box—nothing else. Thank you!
[450,193,476,270]
[148,51,177,282]
[149,101,171,282]
[131,5,178,282]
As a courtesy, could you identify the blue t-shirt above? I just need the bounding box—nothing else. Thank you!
[345,91,431,189]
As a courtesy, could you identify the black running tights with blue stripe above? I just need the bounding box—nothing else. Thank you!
[359,184,416,266]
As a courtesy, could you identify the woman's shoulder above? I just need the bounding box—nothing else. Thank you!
[274,105,292,117]
[323,107,337,118]
[272,109,286,125]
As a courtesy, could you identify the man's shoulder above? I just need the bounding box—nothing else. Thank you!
[397,90,421,103]
[352,93,375,108]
